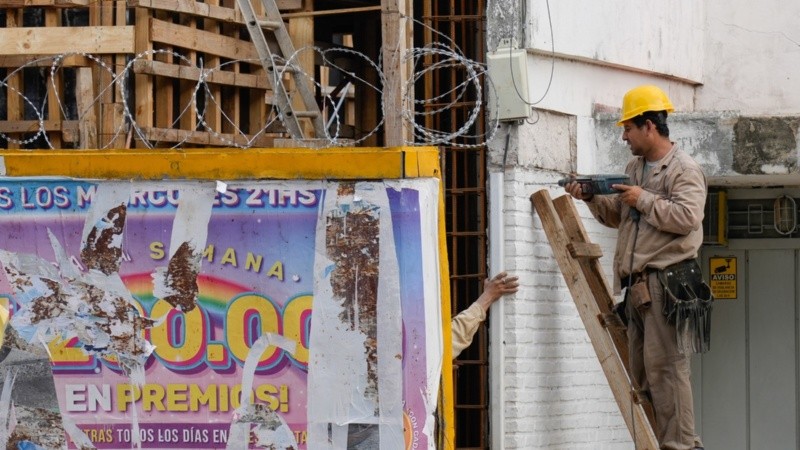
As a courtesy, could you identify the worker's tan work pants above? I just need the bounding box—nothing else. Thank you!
[626,272,703,450]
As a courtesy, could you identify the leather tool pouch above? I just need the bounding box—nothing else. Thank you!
[629,277,652,312]
[658,259,714,353]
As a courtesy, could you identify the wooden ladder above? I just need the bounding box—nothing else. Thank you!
[530,189,659,449]
[236,0,326,140]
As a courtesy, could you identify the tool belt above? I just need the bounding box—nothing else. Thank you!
[657,259,714,354]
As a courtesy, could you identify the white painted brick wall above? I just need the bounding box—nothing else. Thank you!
[500,169,632,449]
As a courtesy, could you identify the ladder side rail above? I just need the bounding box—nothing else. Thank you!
[236,0,306,139]
[553,195,631,369]
[257,0,327,138]
[531,189,659,450]
[553,194,658,431]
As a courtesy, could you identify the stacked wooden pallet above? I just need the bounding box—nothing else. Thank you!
[0,0,303,149]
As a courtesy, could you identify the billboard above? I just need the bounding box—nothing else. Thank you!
[0,178,444,450]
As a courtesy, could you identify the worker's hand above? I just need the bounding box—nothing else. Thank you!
[476,272,519,312]
[564,180,593,201]
[612,184,643,208]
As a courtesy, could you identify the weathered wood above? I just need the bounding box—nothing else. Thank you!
[130,0,240,23]
[0,54,91,68]
[381,0,413,145]
[100,103,127,148]
[134,8,154,140]
[531,190,659,450]
[154,9,174,130]
[44,9,63,148]
[282,6,380,19]
[553,194,659,430]
[567,242,604,259]
[0,0,90,7]
[0,120,79,143]
[0,26,135,55]
[4,10,23,149]
[76,68,98,149]
[0,120,74,133]
[149,18,258,61]
[288,0,314,138]
[130,0,300,20]
[138,126,275,147]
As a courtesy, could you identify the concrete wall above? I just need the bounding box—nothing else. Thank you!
[697,1,800,114]
[486,0,800,448]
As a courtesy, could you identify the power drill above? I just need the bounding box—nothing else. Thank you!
[557,174,631,196]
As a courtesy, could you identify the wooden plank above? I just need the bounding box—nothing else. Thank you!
[100,103,126,148]
[282,6,380,18]
[149,18,258,61]
[567,242,604,259]
[0,0,90,7]
[381,0,413,146]
[44,9,62,149]
[4,10,23,149]
[0,120,80,144]
[220,0,240,134]
[199,0,223,133]
[0,26,135,55]
[154,10,175,130]
[0,54,91,68]
[76,68,98,149]
[531,190,659,450]
[177,10,198,132]
[288,0,315,138]
[134,8,154,142]
[129,0,240,23]
[555,193,658,430]
[138,126,275,147]
[130,0,301,21]
[0,120,75,133]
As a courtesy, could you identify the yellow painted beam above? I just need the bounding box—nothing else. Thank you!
[0,147,440,180]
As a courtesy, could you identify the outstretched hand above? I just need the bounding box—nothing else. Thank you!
[476,272,519,312]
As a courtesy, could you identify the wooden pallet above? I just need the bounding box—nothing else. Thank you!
[530,189,659,449]
[0,0,303,149]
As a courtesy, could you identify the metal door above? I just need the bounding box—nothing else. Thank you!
[696,246,800,449]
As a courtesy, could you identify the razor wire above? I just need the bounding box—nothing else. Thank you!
[0,15,501,150]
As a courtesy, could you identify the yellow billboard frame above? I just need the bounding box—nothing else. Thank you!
[0,145,454,449]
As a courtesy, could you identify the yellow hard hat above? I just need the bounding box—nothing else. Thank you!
[616,85,674,126]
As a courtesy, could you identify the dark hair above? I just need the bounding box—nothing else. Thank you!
[631,110,670,137]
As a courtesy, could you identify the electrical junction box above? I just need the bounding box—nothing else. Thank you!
[487,41,531,121]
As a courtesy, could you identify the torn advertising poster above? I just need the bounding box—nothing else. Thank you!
[0,178,444,450]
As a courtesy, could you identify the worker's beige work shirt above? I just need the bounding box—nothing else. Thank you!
[451,302,485,358]
[586,144,707,294]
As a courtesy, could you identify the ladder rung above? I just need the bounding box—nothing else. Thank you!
[290,111,320,119]
[267,65,296,74]
[257,19,283,30]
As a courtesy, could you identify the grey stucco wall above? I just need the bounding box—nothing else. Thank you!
[594,112,800,178]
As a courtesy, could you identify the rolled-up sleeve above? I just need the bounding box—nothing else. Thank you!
[451,302,486,358]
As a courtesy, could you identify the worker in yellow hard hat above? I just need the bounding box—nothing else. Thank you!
[565,85,711,450]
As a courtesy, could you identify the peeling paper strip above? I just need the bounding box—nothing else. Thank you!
[307,182,405,449]
[61,416,96,450]
[166,183,215,261]
[227,333,299,450]
[152,183,216,312]
[412,178,445,445]
[0,369,17,449]
[80,182,130,257]
[360,182,404,450]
